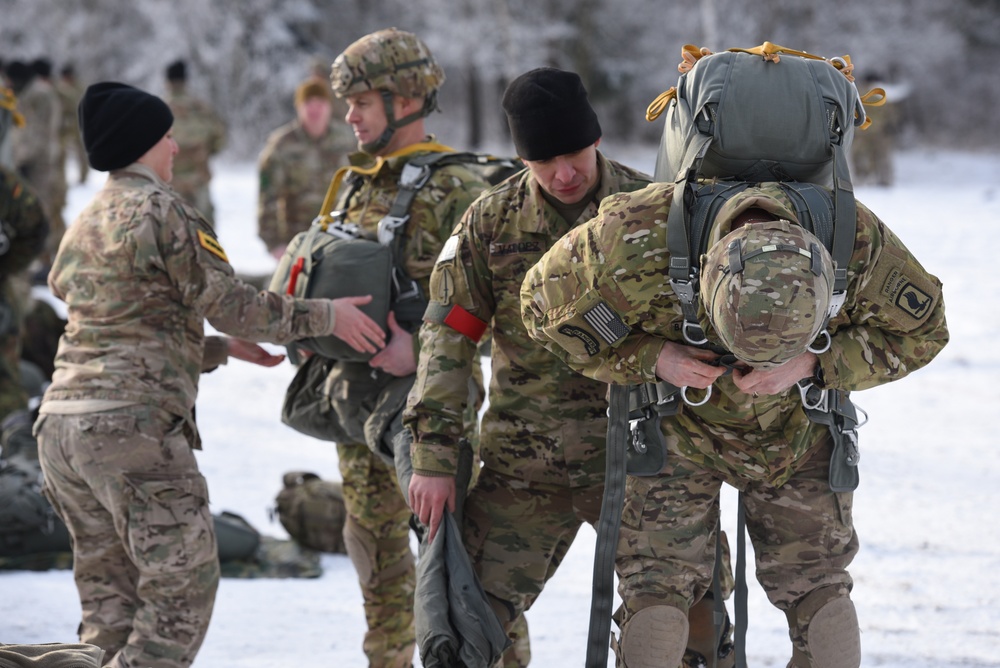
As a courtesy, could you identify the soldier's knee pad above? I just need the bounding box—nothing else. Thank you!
[789,588,860,668]
[342,516,413,587]
[616,605,688,668]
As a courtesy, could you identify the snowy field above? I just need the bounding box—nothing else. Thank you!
[2,145,998,667]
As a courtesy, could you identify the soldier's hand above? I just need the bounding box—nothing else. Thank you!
[226,338,286,367]
[655,340,727,389]
[409,473,456,543]
[731,351,818,397]
[331,295,386,354]
[368,311,416,377]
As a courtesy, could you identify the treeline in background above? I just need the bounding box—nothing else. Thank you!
[2,0,997,158]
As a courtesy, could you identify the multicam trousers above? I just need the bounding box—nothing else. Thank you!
[616,439,858,660]
[36,405,219,668]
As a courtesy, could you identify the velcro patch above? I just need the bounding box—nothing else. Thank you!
[864,244,940,331]
[881,268,934,319]
[442,304,488,342]
[436,235,460,264]
[583,300,629,345]
[558,325,601,356]
[198,230,229,264]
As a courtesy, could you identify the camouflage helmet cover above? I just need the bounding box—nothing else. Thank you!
[330,28,445,101]
[700,220,834,369]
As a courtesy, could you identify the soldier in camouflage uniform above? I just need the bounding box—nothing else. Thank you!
[257,77,354,259]
[521,181,949,667]
[0,85,49,420]
[35,82,385,668]
[164,60,227,223]
[56,64,89,185]
[404,67,733,668]
[8,59,63,256]
[319,28,487,668]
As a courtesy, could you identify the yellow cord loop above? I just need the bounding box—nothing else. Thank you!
[315,140,456,230]
[0,87,26,128]
[645,88,677,122]
[645,42,864,124]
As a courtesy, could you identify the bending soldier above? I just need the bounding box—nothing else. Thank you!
[521,180,949,666]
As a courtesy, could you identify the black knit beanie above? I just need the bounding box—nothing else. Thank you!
[79,82,174,172]
[501,67,601,162]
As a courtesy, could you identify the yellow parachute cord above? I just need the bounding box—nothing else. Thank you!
[645,42,862,123]
[0,87,26,128]
[315,140,456,230]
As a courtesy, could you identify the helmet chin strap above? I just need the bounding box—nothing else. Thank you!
[359,89,439,155]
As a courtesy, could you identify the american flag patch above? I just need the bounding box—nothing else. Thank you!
[583,301,629,345]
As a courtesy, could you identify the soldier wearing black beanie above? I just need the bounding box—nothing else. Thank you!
[501,67,602,162]
[78,82,174,172]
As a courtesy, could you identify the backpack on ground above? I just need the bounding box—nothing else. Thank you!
[272,471,348,554]
[268,149,521,363]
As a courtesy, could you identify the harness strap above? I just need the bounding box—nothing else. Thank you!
[735,495,748,668]
[585,384,631,668]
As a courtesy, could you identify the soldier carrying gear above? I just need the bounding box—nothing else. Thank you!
[330,28,445,154]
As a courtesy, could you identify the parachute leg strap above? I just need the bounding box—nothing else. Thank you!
[585,384,630,668]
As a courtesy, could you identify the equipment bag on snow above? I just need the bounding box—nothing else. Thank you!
[272,471,348,554]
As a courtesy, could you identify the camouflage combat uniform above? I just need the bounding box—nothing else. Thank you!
[404,153,650,648]
[0,166,49,418]
[521,181,949,665]
[10,75,63,251]
[164,83,226,222]
[327,141,488,668]
[256,118,354,254]
[56,75,89,184]
[35,163,339,668]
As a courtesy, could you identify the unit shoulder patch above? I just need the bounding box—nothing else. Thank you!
[198,229,230,264]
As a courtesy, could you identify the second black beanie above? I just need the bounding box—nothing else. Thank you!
[501,67,602,162]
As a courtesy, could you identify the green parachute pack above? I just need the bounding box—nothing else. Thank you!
[268,149,521,363]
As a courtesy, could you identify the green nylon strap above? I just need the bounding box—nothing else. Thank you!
[586,384,631,668]
[735,495,749,668]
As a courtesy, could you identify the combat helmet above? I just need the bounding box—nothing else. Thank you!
[700,219,835,369]
[330,28,444,153]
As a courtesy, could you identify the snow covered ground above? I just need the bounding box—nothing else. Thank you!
[2,146,998,666]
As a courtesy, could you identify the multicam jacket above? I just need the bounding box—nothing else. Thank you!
[164,85,226,198]
[521,181,949,486]
[404,153,651,486]
[44,164,336,425]
[257,120,354,253]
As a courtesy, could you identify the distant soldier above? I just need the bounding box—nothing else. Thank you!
[8,58,62,249]
[850,72,901,187]
[257,77,354,259]
[164,59,227,222]
[56,64,89,185]
[0,84,49,420]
